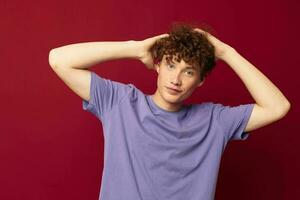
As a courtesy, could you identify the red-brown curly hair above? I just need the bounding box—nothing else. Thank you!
[150,22,216,82]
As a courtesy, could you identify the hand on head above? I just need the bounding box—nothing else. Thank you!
[138,33,169,70]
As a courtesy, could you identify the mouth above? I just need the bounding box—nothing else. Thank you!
[165,86,182,94]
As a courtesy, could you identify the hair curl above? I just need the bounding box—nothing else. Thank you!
[150,22,216,82]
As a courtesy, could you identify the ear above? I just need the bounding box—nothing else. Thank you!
[155,62,160,74]
[197,78,205,87]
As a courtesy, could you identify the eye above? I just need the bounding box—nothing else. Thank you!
[167,64,175,69]
[185,71,194,76]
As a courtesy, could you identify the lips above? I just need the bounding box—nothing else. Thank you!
[165,86,182,93]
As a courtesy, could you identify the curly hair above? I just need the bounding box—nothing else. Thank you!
[150,22,216,82]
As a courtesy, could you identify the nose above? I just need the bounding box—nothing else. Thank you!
[171,71,181,86]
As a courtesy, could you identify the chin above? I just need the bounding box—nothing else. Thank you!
[163,93,184,104]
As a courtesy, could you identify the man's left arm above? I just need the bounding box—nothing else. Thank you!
[194,28,291,133]
[220,47,291,132]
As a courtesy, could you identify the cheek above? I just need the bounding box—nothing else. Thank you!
[184,80,198,91]
[157,71,167,85]
[157,74,164,90]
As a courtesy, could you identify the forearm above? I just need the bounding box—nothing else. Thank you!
[221,47,290,114]
[49,40,141,69]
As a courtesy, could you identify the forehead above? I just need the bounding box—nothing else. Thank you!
[163,55,198,70]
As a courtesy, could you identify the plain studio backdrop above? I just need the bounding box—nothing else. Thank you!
[0,0,299,199]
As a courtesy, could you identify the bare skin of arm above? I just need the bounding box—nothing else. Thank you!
[48,34,168,101]
[194,28,291,132]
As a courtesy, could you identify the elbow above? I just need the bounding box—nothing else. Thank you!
[283,100,291,115]
[48,49,59,69]
[274,100,291,118]
[48,48,72,69]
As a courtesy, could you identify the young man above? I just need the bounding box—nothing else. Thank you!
[49,24,290,200]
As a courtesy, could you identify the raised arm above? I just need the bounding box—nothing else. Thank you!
[194,28,291,133]
[48,33,168,101]
[49,41,142,70]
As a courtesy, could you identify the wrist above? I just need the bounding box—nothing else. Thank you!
[219,45,236,61]
[133,40,149,62]
[125,40,143,60]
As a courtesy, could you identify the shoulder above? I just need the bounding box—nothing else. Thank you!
[190,102,218,111]
[187,102,216,116]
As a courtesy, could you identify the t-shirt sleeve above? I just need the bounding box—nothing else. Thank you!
[82,71,131,120]
[212,103,255,141]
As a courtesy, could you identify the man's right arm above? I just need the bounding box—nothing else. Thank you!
[48,41,143,102]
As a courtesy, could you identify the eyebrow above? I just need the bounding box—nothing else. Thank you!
[169,60,197,70]
[185,66,197,70]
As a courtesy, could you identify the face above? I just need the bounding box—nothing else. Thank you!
[152,54,205,112]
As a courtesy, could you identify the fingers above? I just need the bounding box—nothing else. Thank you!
[159,33,170,37]
[194,28,208,36]
[154,33,169,40]
[194,28,204,33]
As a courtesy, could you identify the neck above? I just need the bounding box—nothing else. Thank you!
[151,91,183,112]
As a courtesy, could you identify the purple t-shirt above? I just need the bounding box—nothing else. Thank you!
[82,71,254,200]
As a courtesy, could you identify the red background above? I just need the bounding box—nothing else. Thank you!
[1,0,299,199]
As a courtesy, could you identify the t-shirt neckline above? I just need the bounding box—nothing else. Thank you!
[146,95,188,116]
